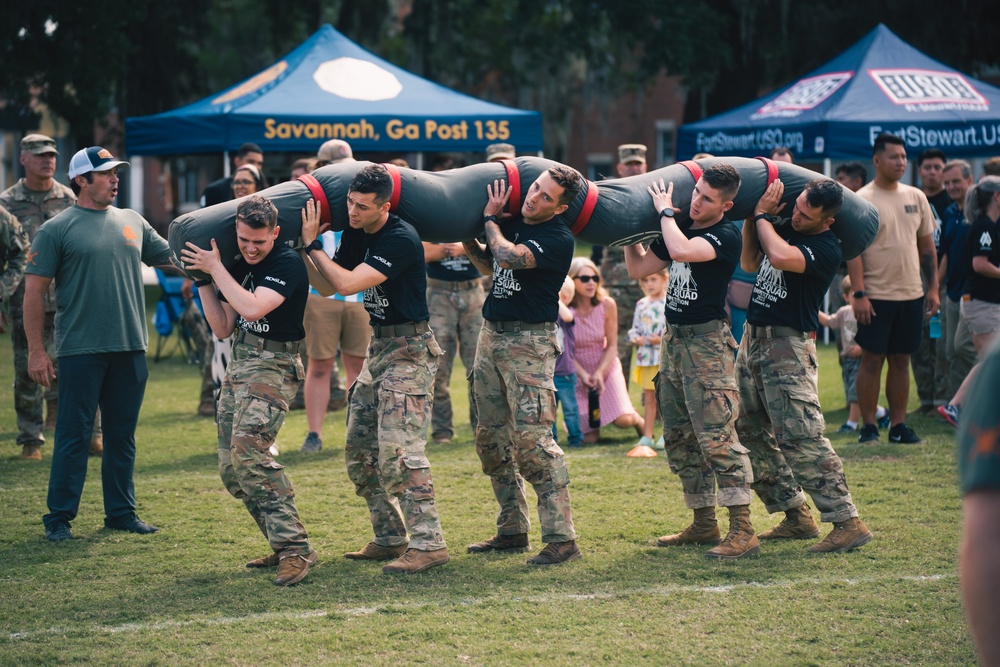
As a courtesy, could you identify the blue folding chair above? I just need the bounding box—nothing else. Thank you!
[153,269,205,363]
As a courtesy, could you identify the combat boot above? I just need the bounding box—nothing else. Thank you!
[705,505,760,559]
[44,399,58,430]
[758,503,820,540]
[656,507,722,547]
[246,551,281,568]
[343,541,407,561]
[382,548,450,574]
[21,444,42,461]
[526,540,582,565]
[467,533,529,553]
[808,517,873,553]
[89,434,103,456]
[274,550,318,586]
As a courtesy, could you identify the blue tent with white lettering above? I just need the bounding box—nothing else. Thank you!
[677,24,1000,161]
[125,24,542,155]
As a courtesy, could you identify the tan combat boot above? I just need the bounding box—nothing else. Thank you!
[246,552,281,568]
[758,503,820,540]
[274,550,318,586]
[44,399,58,430]
[382,548,450,574]
[656,507,722,547]
[21,444,42,461]
[467,533,529,553]
[526,540,582,565]
[89,434,103,456]
[343,541,407,561]
[705,505,761,559]
[808,517,873,553]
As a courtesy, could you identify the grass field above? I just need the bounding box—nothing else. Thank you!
[0,290,975,666]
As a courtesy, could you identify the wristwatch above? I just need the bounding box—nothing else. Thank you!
[483,215,499,225]
[305,238,324,252]
[853,290,867,298]
[754,212,775,223]
[659,208,675,219]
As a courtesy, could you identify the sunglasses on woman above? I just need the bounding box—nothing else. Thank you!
[575,275,600,283]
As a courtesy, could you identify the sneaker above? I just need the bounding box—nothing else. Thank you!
[636,436,655,448]
[876,412,891,429]
[45,523,73,542]
[836,423,856,434]
[104,515,159,534]
[937,404,960,428]
[382,548,450,574]
[857,423,879,444]
[888,422,923,444]
[300,432,322,453]
[527,540,582,565]
[653,436,665,451]
[274,550,318,586]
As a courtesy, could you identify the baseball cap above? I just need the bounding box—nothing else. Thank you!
[486,143,515,162]
[68,147,130,179]
[618,144,647,164]
[21,134,58,156]
[317,139,353,164]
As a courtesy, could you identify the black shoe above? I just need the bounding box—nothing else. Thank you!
[858,423,879,444]
[104,515,159,534]
[888,422,923,444]
[45,523,73,542]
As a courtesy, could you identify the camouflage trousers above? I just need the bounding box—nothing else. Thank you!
[427,281,485,440]
[345,331,447,551]
[656,322,753,508]
[607,282,645,386]
[473,326,576,543]
[11,307,57,446]
[736,331,858,523]
[217,342,311,556]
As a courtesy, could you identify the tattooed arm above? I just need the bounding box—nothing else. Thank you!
[485,220,537,271]
[462,238,493,274]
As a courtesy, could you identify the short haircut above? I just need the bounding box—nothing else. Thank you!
[348,164,393,205]
[702,163,741,201]
[983,157,1000,177]
[836,161,868,184]
[236,195,278,230]
[873,132,905,156]
[237,143,263,158]
[69,172,95,196]
[840,274,852,295]
[769,147,794,161]
[917,148,947,166]
[943,160,973,180]
[804,179,843,218]
[547,165,583,206]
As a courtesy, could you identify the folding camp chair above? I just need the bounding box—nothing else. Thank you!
[153,269,206,363]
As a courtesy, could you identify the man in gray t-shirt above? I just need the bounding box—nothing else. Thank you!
[25,146,179,542]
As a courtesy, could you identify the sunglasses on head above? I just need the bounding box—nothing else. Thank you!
[575,274,599,283]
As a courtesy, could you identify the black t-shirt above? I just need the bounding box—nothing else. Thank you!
[335,214,429,325]
[223,244,308,342]
[927,189,952,252]
[964,214,1000,304]
[482,217,574,323]
[747,226,842,332]
[650,218,741,325]
[426,247,481,281]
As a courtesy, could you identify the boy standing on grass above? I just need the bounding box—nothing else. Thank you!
[183,195,317,587]
[627,269,667,454]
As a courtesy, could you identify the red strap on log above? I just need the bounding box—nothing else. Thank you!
[569,181,599,236]
[296,173,331,228]
[381,162,402,211]
[679,160,704,183]
[499,159,521,216]
[754,157,780,186]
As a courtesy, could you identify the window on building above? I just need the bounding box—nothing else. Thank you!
[656,120,676,168]
[587,153,613,182]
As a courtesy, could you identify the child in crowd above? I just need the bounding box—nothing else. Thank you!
[819,276,889,433]
[553,276,583,448]
[627,269,668,452]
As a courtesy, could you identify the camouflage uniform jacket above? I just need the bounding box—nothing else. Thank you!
[0,205,28,303]
[0,179,75,312]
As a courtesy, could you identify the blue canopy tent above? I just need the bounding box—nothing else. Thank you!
[678,24,1000,164]
[125,24,543,156]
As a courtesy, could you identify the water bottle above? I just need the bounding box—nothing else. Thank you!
[928,314,941,339]
[588,388,601,428]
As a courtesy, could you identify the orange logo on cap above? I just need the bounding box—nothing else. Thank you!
[98,149,114,159]
[123,226,138,247]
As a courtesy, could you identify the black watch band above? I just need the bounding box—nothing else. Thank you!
[754,212,775,223]
[305,238,324,252]
[483,215,499,225]
[659,208,675,219]
[853,290,867,298]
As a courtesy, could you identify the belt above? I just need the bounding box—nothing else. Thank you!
[371,320,430,338]
[484,320,555,333]
[666,319,726,338]
[747,324,811,340]
[427,277,484,290]
[234,330,302,353]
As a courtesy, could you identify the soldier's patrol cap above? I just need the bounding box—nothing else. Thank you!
[486,143,516,162]
[618,144,647,164]
[68,146,130,179]
[21,134,59,156]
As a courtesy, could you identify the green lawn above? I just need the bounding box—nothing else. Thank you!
[0,291,974,665]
